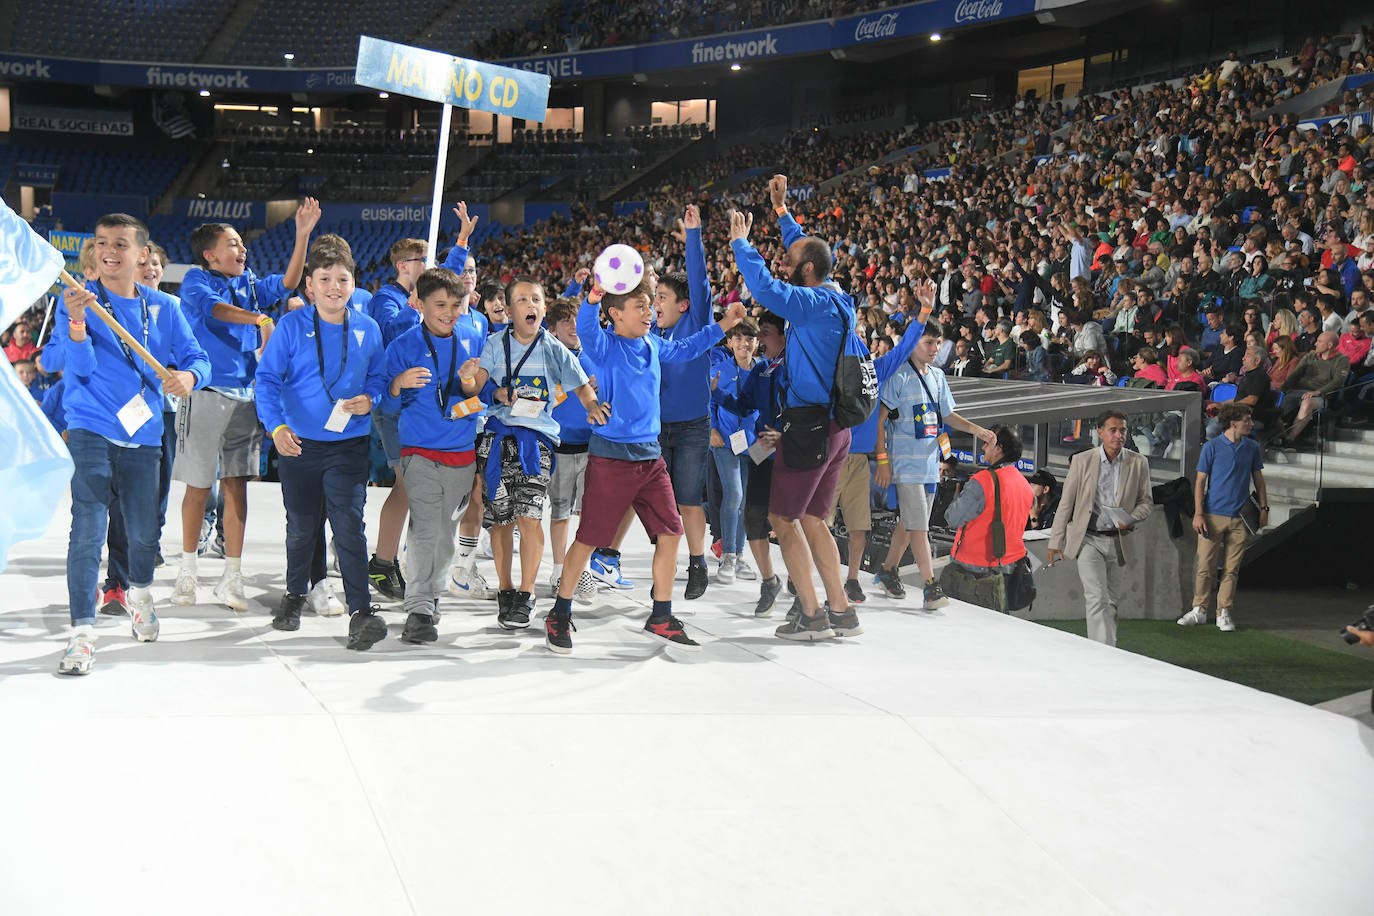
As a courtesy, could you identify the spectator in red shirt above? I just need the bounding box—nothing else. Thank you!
[4,321,38,363]
[1337,319,1372,366]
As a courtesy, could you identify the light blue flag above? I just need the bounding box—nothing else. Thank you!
[0,198,71,572]
[0,197,66,332]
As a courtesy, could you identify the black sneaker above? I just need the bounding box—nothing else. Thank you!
[785,595,802,623]
[775,608,835,641]
[786,578,797,596]
[273,592,306,632]
[368,555,405,603]
[827,602,864,637]
[922,578,949,610]
[545,611,576,654]
[876,566,907,599]
[400,610,438,645]
[643,614,701,651]
[843,578,867,604]
[754,575,782,617]
[685,563,708,600]
[347,607,388,651]
[499,590,532,630]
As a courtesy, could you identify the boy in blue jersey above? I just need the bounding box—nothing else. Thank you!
[255,245,388,649]
[545,280,747,655]
[544,296,600,603]
[459,277,605,630]
[173,198,320,614]
[873,323,994,608]
[50,213,212,675]
[828,280,935,606]
[728,178,860,641]
[708,319,761,585]
[383,267,484,646]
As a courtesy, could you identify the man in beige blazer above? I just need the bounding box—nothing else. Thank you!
[1047,410,1154,646]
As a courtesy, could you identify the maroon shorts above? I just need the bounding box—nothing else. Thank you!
[770,420,851,521]
[575,455,685,547]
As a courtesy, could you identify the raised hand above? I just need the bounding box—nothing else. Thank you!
[684,203,701,230]
[728,209,754,244]
[295,197,322,235]
[452,201,479,244]
[914,278,937,316]
[574,267,591,286]
[768,174,788,210]
[721,301,747,330]
[671,219,686,244]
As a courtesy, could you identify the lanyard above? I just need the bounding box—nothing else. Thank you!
[209,269,262,313]
[312,307,350,401]
[421,324,458,420]
[915,367,943,428]
[96,281,154,394]
[502,327,543,399]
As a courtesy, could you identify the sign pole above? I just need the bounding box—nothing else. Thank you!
[426,103,453,268]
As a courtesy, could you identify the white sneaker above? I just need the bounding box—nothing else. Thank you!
[170,566,198,606]
[309,579,346,617]
[735,555,757,581]
[1177,607,1208,627]
[126,587,160,642]
[212,572,252,612]
[57,630,95,675]
[450,564,497,600]
[717,554,737,584]
[1216,609,1236,632]
[328,540,341,578]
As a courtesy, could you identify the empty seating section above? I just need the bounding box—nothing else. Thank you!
[11,0,232,62]
[214,126,444,201]
[457,135,682,200]
[221,0,450,66]
[414,0,551,58]
[0,143,185,199]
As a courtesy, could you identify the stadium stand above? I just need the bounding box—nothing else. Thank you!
[0,142,186,199]
[10,0,234,62]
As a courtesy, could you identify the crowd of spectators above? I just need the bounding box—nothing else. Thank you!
[474,0,894,58]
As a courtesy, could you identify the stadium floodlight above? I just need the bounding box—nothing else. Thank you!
[283,52,295,61]
[730,63,741,71]
[930,33,942,42]
[379,91,389,99]
[199,89,210,97]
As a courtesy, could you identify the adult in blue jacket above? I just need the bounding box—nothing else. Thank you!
[728,174,859,642]
[50,213,211,676]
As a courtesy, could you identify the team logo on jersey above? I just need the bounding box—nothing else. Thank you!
[354,329,366,347]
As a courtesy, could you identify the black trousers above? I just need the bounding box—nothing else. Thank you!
[278,436,371,613]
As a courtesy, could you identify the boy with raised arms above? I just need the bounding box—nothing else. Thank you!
[51,213,211,675]
[255,245,388,649]
[458,277,604,630]
[383,267,485,645]
[546,279,746,655]
[173,198,320,613]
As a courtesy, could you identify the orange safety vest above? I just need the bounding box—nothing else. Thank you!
[951,465,1035,568]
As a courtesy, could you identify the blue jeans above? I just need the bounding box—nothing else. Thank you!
[660,416,710,507]
[104,412,176,590]
[711,445,750,555]
[278,436,371,612]
[67,429,161,625]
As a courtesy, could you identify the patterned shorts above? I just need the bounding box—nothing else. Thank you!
[477,432,553,526]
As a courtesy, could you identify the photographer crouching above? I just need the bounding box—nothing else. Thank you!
[939,425,1037,613]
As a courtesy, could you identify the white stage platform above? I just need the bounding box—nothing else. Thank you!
[1,482,1370,915]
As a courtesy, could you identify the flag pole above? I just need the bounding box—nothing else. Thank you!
[58,269,171,379]
[34,293,56,346]
[425,102,454,268]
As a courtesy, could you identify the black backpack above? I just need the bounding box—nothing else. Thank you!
[784,288,878,429]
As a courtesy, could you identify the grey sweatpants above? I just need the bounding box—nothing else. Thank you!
[400,454,475,617]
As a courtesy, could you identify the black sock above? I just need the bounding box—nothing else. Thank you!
[763,574,779,586]
[595,547,619,559]
[552,596,573,616]
[689,554,705,569]
[372,555,393,569]
[650,599,672,621]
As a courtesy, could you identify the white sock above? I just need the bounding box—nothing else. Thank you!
[73,623,95,638]
[224,557,241,575]
[182,551,197,572]
[128,586,151,602]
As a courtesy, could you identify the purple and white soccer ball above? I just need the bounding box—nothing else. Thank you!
[593,244,644,294]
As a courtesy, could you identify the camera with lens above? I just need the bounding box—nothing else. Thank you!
[1340,605,1374,645]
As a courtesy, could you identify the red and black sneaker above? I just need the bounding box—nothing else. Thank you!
[643,615,701,652]
[545,611,576,655]
[100,585,127,616]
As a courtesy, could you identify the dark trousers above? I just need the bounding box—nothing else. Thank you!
[743,456,774,542]
[278,436,371,612]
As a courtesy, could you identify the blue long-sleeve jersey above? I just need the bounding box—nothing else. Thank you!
[849,318,926,454]
[578,294,723,459]
[656,226,713,424]
[47,282,210,446]
[255,306,386,441]
[713,355,785,435]
[385,320,485,453]
[369,281,411,344]
[731,214,855,413]
[708,347,760,446]
[550,347,598,449]
[179,266,288,389]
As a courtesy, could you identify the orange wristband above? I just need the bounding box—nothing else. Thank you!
[774,205,787,216]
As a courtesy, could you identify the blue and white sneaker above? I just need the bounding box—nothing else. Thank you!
[588,549,634,590]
